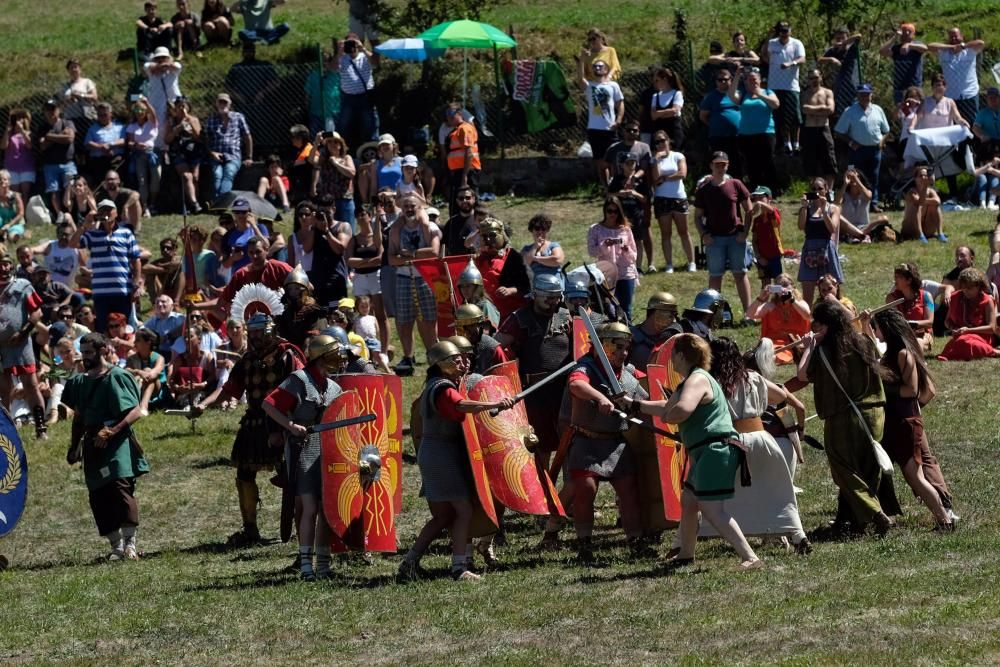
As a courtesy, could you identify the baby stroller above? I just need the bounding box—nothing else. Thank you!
[887,125,975,208]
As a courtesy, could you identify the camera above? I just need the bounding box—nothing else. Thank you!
[321,130,335,140]
[805,191,820,201]
[344,40,358,54]
[767,284,786,294]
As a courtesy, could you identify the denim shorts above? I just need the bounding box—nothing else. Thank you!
[7,170,35,186]
[705,234,750,277]
[43,162,78,193]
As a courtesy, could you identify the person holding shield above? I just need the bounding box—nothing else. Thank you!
[398,340,512,582]
[263,334,347,580]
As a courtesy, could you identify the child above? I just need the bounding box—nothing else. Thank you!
[608,155,651,271]
[353,295,390,372]
[43,337,81,424]
[258,154,291,212]
[396,154,425,202]
[747,185,783,289]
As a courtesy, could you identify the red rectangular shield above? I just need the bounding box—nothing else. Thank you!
[412,255,471,336]
[459,379,499,530]
[320,390,397,553]
[486,359,523,395]
[466,375,565,516]
[648,339,688,523]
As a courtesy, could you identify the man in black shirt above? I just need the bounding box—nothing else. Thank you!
[38,100,77,222]
[440,186,477,256]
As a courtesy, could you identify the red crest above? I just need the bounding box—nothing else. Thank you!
[320,390,397,552]
[466,375,565,517]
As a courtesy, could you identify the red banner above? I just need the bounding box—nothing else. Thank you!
[411,255,472,336]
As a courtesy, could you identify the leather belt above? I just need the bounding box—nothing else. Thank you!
[732,417,764,434]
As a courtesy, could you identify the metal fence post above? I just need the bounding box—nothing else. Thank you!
[317,43,326,133]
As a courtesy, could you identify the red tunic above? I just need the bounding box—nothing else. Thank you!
[889,288,931,333]
[760,302,810,365]
[475,251,521,323]
[938,291,997,361]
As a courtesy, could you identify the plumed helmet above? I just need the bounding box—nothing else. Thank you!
[427,340,462,368]
[647,291,678,312]
[284,264,310,289]
[690,288,723,315]
[454,303,487,327]
[307,334,341,362]
[458,259,483,286]
[597,321,632,341]
[245,312,274,333]
[446,335,474,354]
[532,273,563,296]
[565,277,590,300]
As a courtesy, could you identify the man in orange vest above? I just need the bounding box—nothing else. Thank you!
[445,103,482,215]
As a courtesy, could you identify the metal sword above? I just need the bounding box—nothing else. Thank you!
[309,414,377,434]
[577,306,624,397]
[488,359,577,416]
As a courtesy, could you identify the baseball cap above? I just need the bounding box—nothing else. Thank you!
[97,198,117,210]
[711,151,729,163]
[338,297,356,310]
[230,198,251,212]
[377,133,395,146]
[751,186,772,197]
[31,265,51,275]
[987,87,1000,97]
[44,99,59,109]
[856,83,874,94]
[401,154,419,168]
[426,207,441,219]
[216,92,232,104]
[151,46,172,60]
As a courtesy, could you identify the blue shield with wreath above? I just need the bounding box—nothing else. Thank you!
[0,406,27,538]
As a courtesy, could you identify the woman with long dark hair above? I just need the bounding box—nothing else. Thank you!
[797,300,896,535]
[649,67,685,149]
[867,309,956,530]
[887,262,934,352]
[696,337,811,552]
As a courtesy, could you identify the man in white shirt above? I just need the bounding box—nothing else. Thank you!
[928,27,986,127]
[766,21,806,154]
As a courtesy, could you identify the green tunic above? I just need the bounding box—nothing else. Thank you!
[808,340,886,523]
[62,366,150,491]
[677,368,740,501]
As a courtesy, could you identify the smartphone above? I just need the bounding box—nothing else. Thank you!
[805,191,820,201]
[767,284,786,294]
[847,164,855,172]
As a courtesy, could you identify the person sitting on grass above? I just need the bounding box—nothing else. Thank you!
[937,267,999,361]
[900,165,946,243]
[746,273,810,365]
[167,323,217,407]
[257,154,290,213]
[125,328,166,415]
[886,262,934,352]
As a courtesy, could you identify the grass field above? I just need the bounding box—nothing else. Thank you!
[3,191,1000,665]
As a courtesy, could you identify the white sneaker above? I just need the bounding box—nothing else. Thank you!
[980,201,987,209]
[990,202,999,211]
[664,264,674,274]
[686,262,697,272]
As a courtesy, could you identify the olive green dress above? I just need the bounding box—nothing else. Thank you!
[808,340,886,524]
